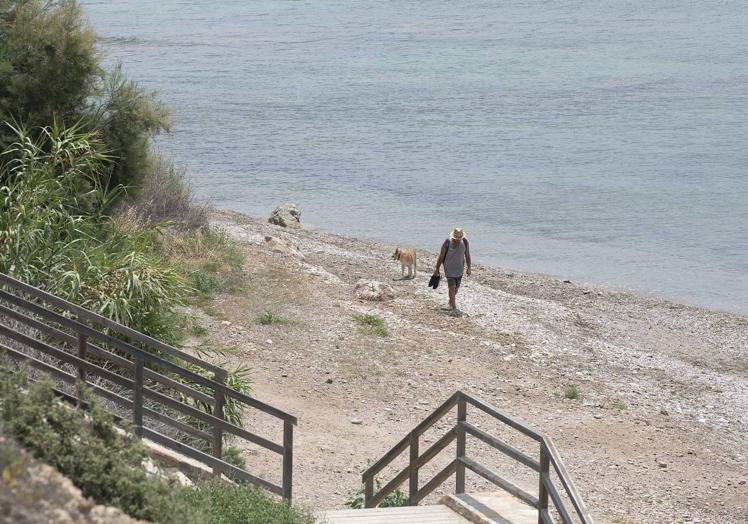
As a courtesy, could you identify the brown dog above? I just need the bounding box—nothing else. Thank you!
[392,247,417,279]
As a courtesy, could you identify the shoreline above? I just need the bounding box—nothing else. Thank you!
[215,208,748,320]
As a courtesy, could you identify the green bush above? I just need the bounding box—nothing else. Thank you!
[0,122,188,344]
[176,480,314,524]
[353,314,389,337]
[0,372,313,524]
[0,372,200,523]
[0,0,170,189]
[0,0,99,132]
[345,481,407,509]
[564,386,580,400]
[258,310,288,326]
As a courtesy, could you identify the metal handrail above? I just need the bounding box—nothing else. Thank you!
[362,391,594,523]
[0,272,296,499]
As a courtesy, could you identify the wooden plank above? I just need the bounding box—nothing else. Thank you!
[544,438,594,523]
[1,341,211,443]
[543,472,573,524]
[364,392,459,480]
[367,464,410,508]
[0,323,133,389]
[412,427,456,472]
[539,509,555,524]
[282,420,293,500]
[0,342,77,384]
[408,434,419,505]
[0,288,297,424]
[141,428,283,496]
[134,355,144,437]
[143,386,284,455]
[538,443,550,524]
[459,456,539,509]
[460,392,543,442]
[413,459,458,504]
[461,422,540,472]
[456,397,466,494]
[363,433,410,483]
[212,369,226,475]
[0,273,222,374]
[0,302,215,405]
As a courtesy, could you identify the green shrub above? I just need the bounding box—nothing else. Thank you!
[0,372,312,523]
[190,269,224,299]
[564,386,580,400]
[353,314,389,337]
[0,1,170,189]
[176,479,314,524]
[0,372,201,523]
[345,481,407,509]
[0,123,189,344]
[258,310,288,326]
[0,0,99,133]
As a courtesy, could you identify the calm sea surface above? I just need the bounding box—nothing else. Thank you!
[82,1,748,314]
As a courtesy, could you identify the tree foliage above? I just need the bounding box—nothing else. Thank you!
[0,0,170,188]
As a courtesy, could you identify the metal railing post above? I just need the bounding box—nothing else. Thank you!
[409,433,419,505]
[133,355,144,437]
[282,419,294,501]
[456,395,467,494]
[212,369,227,476]
[538,441,550,523]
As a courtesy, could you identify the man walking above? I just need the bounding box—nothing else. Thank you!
[433,227,471,314]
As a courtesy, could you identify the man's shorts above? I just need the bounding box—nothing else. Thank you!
[447,276,462,289]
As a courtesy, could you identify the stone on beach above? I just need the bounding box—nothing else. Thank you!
[354,279,395,301]
[264,235,304,258]
[268,203,302,228]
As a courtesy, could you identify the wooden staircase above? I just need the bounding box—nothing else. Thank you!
[0,272,296,498]
[325,391,594,524]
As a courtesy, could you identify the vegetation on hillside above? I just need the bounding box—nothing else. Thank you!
[0,373,313,524]
[0,2,287,520]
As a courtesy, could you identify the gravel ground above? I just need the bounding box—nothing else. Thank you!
[190,209,747,524]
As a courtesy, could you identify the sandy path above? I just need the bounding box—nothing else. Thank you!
[188,210,747,524]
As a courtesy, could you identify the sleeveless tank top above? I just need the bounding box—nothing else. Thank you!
[443,238,466,278]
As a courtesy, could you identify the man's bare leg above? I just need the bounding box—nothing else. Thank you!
[448,287,457,310]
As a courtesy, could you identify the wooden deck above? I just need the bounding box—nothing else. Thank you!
[318,505,471,523]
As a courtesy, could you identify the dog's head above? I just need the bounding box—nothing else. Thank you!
[392,248,401,260]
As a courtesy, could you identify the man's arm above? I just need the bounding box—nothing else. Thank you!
[464,238,471,275]
[434,241,448,275]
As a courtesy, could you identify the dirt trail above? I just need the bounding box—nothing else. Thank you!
[189,210,747,524]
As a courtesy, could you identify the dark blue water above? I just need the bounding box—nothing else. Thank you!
[83,1,748,314]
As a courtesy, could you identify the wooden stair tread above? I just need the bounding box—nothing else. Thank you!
[318,504,472,523]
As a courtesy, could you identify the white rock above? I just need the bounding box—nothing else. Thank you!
[354,279,395,301]
[268,203,301,228]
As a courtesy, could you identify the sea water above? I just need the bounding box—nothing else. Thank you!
[82,0,748,314]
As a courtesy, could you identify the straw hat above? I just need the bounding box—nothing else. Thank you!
[450,227,465,241]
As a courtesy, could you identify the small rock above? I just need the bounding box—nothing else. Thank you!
[264,235,304,258]
[739,479,746,485]
[354,279,395,301]
[266,339,273,345]
[660,408,669,416]
[593,414,603,419]
[281,373,288,377]
[268,202,301,228]
[350,418,363,425]
[221,320,232,327]
[563,279,572,284]
[325,378,333,384]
